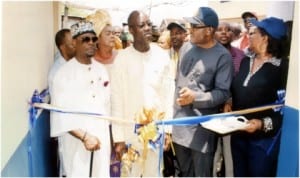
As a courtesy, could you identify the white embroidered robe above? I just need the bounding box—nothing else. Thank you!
[50,58,111,177]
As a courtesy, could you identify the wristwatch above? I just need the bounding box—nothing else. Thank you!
[262,117,273,133]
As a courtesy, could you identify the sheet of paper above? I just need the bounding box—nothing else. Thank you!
[201,116,249,134]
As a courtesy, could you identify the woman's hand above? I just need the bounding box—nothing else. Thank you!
[242,119,262,133]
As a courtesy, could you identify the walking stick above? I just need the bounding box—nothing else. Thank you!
[89,151,94,177]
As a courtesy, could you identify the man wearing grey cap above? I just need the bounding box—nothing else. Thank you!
[50,20,111,177]
[172,7,233,176]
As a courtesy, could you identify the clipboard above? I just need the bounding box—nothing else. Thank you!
[201,116,249,134]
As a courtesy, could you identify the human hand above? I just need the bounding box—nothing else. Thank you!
[163,133,172,151]
[242,119,262,133]
[83,133,101,151]
[176,87,196,106]
[223,103,232,112]
[114,142,126,161]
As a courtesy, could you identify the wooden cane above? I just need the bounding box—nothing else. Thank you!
[89,151,94,177]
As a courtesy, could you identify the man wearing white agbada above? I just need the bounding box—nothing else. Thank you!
[111,11,174,177]
[50,20,111,177]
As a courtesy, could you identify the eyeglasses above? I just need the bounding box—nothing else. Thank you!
[244,17,256,23]
[191,24,208,29]
[81,36,98,43]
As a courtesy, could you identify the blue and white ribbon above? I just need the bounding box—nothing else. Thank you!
[155,103,284,126]
[27,89,49,176]
[274,89,286,113]
[28,89,49,129]
[28,89,285,176]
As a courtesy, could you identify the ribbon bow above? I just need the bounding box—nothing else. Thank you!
[133,107,165,175]
[120,144,140,176]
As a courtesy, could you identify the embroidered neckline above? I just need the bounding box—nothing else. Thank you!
[243,55,281,87]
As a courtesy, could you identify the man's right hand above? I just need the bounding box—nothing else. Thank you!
[69,129,100,151]
[114,142,126,161]
[83,133,101,151]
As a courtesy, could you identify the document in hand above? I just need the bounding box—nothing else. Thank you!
[201,116,249,134]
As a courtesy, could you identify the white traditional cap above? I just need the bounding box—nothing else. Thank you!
[70,20,96,38]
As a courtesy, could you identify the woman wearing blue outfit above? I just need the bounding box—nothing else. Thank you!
[228,17,289,176]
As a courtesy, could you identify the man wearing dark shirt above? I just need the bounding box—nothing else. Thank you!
[172,7,233,177]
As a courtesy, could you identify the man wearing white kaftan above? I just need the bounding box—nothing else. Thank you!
[110,11,174,177]
[50,21,111,177]
[51,58,111,177]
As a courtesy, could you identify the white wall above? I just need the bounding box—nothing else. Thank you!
[1,1,55,168]
[267,1,295,21]
[209,1,268,19]
[284,2,299,108]
[264,1,298,108]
